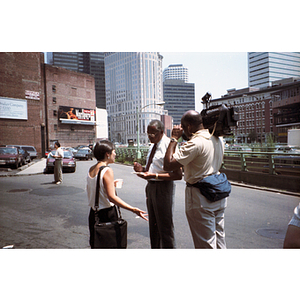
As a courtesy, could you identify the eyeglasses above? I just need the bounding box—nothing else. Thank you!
[147,132,160,138]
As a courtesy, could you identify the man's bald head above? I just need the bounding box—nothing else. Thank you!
[181,110,203,128]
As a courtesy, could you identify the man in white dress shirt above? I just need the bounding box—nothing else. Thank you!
[133,120,182,248]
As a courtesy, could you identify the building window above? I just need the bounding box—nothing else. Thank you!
[54,124,57,131]
[52,97,56,104]
[52,85,56,93]
[53,110,57,117]
[71,87,77,96]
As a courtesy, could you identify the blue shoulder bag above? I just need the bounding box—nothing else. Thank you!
[187,173,231,202]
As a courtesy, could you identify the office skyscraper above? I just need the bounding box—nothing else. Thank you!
[163,64,188,83]
[248,52,300,88]
[47,52,106,108]
[163,79,195,125]
[105,52,164,144]
[163,64,194,125]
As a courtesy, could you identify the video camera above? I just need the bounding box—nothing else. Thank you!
[200,92,239,136]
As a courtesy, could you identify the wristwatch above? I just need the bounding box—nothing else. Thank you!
[170,137,178,143]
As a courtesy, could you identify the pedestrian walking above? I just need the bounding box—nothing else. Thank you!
[133,120,182,248]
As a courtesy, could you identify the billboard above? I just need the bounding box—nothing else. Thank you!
[58,106,96,125]
[0,97,28,120]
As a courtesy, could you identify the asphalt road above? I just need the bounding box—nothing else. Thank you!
[0,159,299,249]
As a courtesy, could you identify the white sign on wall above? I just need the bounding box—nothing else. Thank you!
[25,90,40,100]
[0,97,28,120]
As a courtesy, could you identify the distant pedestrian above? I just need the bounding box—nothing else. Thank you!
[52,141,64,185]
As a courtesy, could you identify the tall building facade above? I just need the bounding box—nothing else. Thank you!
[47,52,106,109]
[163,79,195,125]
[248,52,300,88]
[105,52,164,145]
[163,64,188,82]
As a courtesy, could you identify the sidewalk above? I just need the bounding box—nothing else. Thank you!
[0,158,46,177]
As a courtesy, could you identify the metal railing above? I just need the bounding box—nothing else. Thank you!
[223,151,300,176]
[115,147,148,165]
[115,147,300,177]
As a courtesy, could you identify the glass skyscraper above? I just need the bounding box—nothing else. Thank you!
[248,52,300,88]
[105,52,164,144]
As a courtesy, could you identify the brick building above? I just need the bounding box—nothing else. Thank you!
[0,52,46,154]
[210,78,300,144]
[0,52,97,156]
[44,65,96,149]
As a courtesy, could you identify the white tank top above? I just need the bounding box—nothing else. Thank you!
[86,167,114,210]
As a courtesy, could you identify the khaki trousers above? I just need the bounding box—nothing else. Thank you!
[185,186,227,249]
[54,158,63,183]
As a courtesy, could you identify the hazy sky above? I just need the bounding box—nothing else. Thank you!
[161,52,248,112]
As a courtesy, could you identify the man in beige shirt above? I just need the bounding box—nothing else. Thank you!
[164,110,227,249]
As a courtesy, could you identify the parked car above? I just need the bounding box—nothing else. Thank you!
[45,150,76,173]
[7,145,38,159]
[45,149,52,157]
[74,148,93,160]
[63,147,78,155]
[228,145,252,152]
[19,148,31,164]
[275,146,300,154]
[0,147,23,168]
[20,146,38,159]
[7,145,31,164]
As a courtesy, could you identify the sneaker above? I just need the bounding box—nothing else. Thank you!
[56,181,61,185]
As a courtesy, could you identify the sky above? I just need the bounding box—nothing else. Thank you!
[161,52,248,112]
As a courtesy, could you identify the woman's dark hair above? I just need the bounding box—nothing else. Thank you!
[93,140,115,161]
[55,141,61,147]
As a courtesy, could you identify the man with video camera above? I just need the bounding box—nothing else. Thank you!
[164,110,229,249]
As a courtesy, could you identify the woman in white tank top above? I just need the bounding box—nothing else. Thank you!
[87,140,148,248]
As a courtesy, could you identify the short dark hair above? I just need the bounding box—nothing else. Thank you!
[148,119,164,132]
[55,141,61,147]
[93,140,115,161]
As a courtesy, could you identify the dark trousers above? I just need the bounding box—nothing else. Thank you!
[146,180,175,249]
[88,206,118,249]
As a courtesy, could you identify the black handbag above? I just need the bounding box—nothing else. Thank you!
[93,166,127,248]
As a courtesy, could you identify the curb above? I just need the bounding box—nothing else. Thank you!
[229,180,300,197]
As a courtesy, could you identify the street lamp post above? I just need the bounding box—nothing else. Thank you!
[136,101,165,159]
